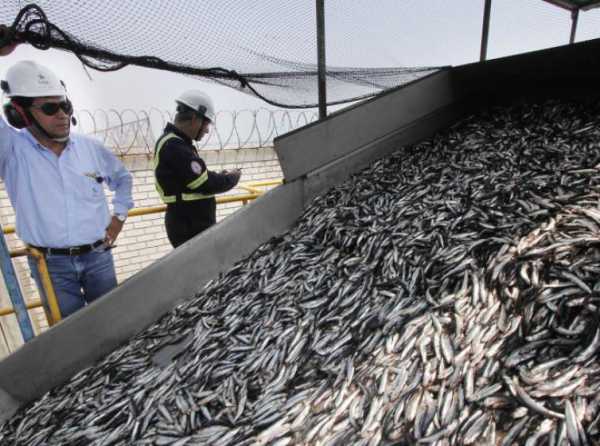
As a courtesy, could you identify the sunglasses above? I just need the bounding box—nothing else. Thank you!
[30,99,73,116]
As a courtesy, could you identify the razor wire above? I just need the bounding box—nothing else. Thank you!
[73,108,318,156]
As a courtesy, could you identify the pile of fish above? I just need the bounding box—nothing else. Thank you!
[1,99,600,445]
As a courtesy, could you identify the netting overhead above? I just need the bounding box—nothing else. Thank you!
[544,0,600,10]
[2,1,600,108]
[0,1,442,108]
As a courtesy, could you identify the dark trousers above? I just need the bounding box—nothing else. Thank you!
[165,207,213,248]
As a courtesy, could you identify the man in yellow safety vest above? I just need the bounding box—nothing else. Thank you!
[154,90,241,248]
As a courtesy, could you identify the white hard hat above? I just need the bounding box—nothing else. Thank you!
[1,60,66,98]
[176,90,215,122]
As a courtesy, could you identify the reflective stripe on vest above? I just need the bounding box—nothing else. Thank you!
[153,132,213,204]
[186,170,208,189]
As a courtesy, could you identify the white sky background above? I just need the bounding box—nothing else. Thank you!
[0,0,599,115]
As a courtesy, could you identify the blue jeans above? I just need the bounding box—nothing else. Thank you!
[27,247,117,319]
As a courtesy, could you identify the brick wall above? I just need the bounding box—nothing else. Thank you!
[0,146,282,355]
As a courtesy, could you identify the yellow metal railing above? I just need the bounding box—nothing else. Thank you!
[0,179,282,325]
[0,298,43,317]
[27,247,62,326]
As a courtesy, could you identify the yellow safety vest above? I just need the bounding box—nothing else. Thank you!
[153,132,213,204]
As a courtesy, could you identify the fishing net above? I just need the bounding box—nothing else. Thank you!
[0,2,443,108]
[3,1,600,108]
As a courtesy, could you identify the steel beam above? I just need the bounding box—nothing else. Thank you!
[570,9,579,43]
[316,0,327,120]
[480,0,492,61]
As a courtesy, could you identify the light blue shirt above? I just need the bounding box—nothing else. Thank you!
[0,116,134,248]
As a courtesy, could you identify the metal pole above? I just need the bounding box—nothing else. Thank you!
[570,9,579,44]
[316,0,327,119]
[480,0,492,61]
[28,247,62,326]
[0,225,34,342]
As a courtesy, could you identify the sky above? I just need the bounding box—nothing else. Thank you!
[1,0,600,116]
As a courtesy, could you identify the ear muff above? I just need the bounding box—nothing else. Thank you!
[3,101,30,129]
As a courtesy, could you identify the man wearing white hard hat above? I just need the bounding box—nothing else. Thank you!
[154,90,241,248]
[0,43,133,321]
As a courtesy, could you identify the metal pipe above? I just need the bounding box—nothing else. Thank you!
[570,9,579,44]
[127,205,166,218]
[0,225,34,341]
[480,0,492,61]
[0,299,42,317]
[242,179,282,187]
[217,193,261,204]
[9,248,27,258]
[237,185,263,194]
[27,248,61,326]
[316,0,327,119]
[238,179,282,194]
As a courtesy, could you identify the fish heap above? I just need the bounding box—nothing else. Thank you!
[1,99,599,445]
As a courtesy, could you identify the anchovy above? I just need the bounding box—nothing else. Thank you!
[2,99,600,446]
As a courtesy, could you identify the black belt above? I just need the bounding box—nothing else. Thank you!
[30,240,105,256]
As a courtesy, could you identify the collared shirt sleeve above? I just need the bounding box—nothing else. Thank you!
[96,142,134,215]
[0,116,17,179]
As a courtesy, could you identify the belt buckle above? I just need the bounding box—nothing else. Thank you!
[69,246,81,256]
